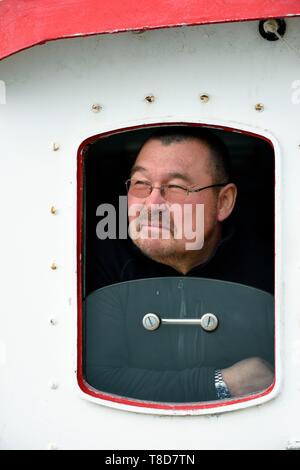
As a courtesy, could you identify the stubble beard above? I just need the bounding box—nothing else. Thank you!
[130,218,221,273]
[133,235,183,262]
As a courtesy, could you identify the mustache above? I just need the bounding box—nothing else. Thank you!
[132,207,175,233]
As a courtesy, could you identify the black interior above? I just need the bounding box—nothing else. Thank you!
[83,125,275,298]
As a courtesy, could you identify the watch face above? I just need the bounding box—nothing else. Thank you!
[215,370,231,400]
[216,385,231,400]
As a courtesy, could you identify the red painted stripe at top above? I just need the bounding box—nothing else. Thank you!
[0,0,300,61]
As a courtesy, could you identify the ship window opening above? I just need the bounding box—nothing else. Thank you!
[79,124,275,411]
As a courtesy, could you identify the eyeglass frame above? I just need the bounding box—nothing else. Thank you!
[125,178,229,201]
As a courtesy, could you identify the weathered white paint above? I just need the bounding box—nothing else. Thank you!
[0,18,299,449]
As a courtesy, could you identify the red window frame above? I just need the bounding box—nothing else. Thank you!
[77,122,276,412]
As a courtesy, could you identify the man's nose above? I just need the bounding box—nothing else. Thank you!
[144,186,166,207]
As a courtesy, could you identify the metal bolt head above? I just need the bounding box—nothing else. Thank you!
[255,103,264,112]
[200,94,210,103]
[50,381,59,390]
[259,18,286,41]
[143,313,161,331]
[200,313,219,332]
[50,262,58,270]
[52,143,60,151]
[145,95,155,103]
[91,103,102,113]
[49,318,57,326]
[263,19,279,34]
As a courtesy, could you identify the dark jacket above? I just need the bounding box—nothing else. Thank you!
[86,224,274,295]
[84,226,274,403]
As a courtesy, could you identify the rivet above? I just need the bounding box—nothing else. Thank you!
[145,95,155,103]
[52,143,60,151]
[91,103,102,113]
[50,262,58,270]
[50,381,59,390]
[255,103,264,112]
[49,318,57,326]
[50,206,57,215]
[200,94,210,103]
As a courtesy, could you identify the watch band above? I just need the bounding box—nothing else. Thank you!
[214,369,231,400]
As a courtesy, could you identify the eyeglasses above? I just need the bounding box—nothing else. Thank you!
[125,179,228,203]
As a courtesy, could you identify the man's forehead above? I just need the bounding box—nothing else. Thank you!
[133,139,212,179]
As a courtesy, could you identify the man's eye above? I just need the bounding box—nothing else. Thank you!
[167,184,186,192]
[133,180,149,186]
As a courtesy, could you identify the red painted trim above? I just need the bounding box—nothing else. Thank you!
[77,121,276,412]
[1,0,300,61]
[77,144,85,388]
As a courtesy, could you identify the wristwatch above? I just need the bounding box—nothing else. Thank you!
[214,369,231,400]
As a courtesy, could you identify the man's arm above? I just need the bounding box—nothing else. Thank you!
[85,286,274,402]
[221,357,274,397]
[86,363,217,402]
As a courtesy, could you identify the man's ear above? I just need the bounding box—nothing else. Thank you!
[217,183,237,222]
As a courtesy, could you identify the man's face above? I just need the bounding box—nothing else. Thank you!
[127,138,220,260]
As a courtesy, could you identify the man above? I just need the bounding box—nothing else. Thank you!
[86,126,274,402]
[88,127,274,294]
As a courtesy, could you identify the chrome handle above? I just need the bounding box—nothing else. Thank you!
[142,313,219,332]
[162,318,203,325]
